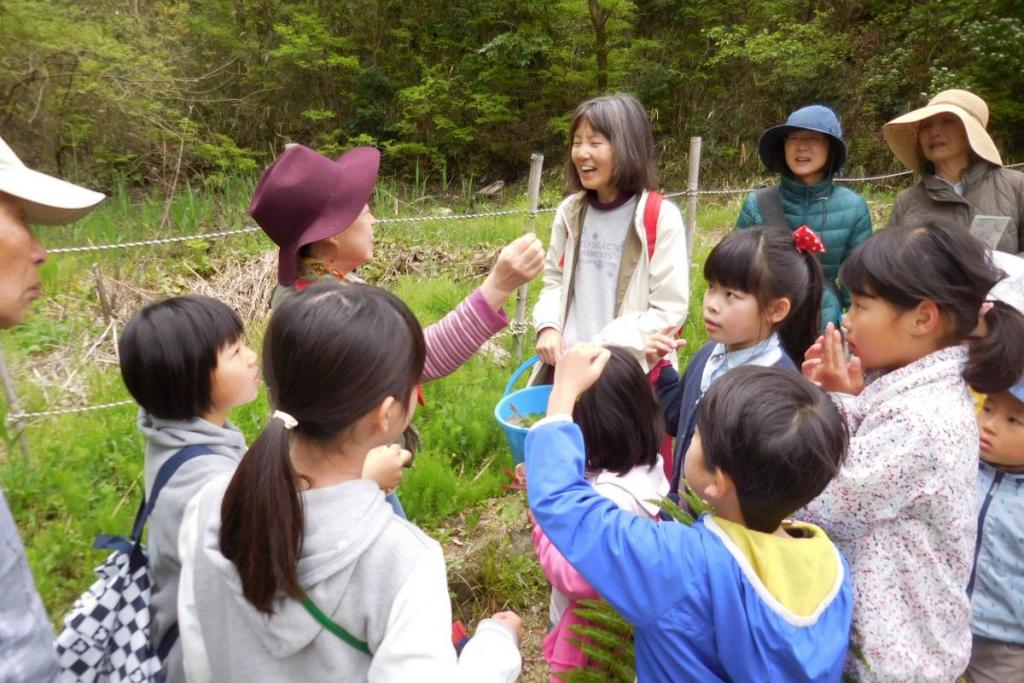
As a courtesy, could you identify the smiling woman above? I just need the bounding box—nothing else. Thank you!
[735,104,873,329]
[533,92,690,381]
[884,89,1024,255]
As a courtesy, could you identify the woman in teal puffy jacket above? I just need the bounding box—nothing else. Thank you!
[736,105,872,329]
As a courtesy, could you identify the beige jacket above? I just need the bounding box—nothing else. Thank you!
[888,161,1024,254]
[533,190,690,371]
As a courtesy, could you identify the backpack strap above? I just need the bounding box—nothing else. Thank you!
[93,445,213,554]
[303,596,372,655]
[642,190,663,260]
[754,186,788,230]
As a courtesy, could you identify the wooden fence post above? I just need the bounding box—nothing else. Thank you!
[0,346,29,458]
[686,136,702,252]
[92,263,114,326]
[515,152,545,359]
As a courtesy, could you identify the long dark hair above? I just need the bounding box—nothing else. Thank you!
[573,346,662,476]
[219,281,425,613]
[839,224,1024,394]
[703,227,825,364]
[564,93,658,195]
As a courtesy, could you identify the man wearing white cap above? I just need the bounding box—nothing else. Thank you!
[0,136,104,681]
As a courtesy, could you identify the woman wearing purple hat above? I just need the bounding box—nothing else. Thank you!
[736,105,872,330]
[251,145,544,383]
[249,145,543,514]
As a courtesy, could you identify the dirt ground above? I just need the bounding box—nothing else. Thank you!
[439,491,551,682]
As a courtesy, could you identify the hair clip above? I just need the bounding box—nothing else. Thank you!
[792,225,826,254]
[273,410,298,430]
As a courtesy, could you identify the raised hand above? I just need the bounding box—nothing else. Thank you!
[362,443,413,492]
[644,325,686,367]
[548,343,611,414]
[479,232,545,310]
[802,323,864,395]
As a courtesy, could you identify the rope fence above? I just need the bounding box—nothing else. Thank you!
[45,165,985,256]
[7,155,1024,427]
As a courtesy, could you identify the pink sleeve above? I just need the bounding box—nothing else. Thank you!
[531,525,600,601]
[421,288,509,383]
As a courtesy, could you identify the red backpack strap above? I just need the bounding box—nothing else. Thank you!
[643,191,663,261]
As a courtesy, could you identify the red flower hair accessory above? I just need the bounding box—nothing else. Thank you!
[792,225,826,254]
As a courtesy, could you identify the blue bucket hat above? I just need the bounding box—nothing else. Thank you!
[758,105,847,176]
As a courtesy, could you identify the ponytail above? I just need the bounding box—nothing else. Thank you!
[705,226,825,366]
[777,250,825,366]
[219,418,305,613]
[217,280,426,615]
[965,300,1024,394]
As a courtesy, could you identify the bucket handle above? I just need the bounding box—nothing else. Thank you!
[503,355,540,398]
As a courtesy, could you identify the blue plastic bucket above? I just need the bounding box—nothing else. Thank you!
[494,355,551,465]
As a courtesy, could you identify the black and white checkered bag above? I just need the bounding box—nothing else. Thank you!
[55,446,209,682]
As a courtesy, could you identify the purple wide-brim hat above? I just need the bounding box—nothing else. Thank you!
[249,145,381,286]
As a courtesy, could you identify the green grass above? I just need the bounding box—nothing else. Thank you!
[0,176,899,621]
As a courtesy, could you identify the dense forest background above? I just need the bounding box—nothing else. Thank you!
[3,0,1023,191]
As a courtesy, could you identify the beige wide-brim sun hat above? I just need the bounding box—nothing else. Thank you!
[0,136,105,224]
[883,89,1003,174]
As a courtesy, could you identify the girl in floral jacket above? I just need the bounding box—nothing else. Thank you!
[802,224,1024,681]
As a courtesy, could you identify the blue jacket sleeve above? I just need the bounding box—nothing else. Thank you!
[654,364,683,438]
[526,419,701,627]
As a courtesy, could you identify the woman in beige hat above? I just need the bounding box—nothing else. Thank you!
[884,89,1024,254]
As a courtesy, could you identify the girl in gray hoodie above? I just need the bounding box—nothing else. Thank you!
[177,281,523,682]
[121,295,413,682]
[119,295,260,683]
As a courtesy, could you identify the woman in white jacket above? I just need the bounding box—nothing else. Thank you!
[534,93,689,374]
[177,281,522,682]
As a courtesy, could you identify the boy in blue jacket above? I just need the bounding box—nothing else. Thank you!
[966,380,1024,682]
[526,345,854,682]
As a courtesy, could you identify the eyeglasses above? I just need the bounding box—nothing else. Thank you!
[785,135,827,148]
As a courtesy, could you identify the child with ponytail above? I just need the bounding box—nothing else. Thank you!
[802,224,1024,682]
[177,281,522,682]
[646,225,825,497]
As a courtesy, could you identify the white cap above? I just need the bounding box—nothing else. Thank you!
[0,136,105,224]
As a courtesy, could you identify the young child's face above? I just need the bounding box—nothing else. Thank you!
[571,119,617,200]
[783,130,829,184]
[209,338,260,414]
[683,429,714,499]
[842,293,918,370]
[702,282,768,352]
[978,391,1024,469]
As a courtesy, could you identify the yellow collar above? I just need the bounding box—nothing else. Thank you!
[706,516,844,624]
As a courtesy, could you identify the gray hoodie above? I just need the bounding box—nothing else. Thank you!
[138,409,247,683]
[0,491,59,682]
[179,476,521,682]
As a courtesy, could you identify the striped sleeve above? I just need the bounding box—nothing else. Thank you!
[421,289,509,382]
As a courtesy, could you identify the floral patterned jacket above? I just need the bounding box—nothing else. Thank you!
[803,345,977,682]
